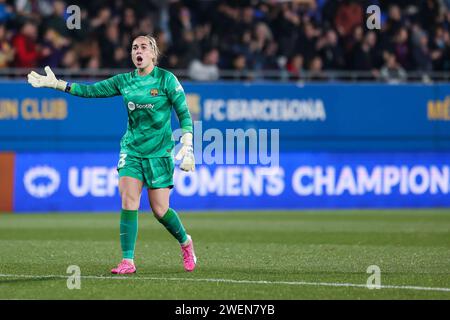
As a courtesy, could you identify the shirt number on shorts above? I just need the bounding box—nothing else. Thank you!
[118,154,127,169]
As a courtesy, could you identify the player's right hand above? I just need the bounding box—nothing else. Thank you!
[27,66,67,91]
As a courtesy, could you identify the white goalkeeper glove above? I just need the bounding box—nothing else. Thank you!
[27,66,67,91]
[175,132,195,172]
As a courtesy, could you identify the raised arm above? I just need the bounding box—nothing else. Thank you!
[27,66,121,98]
[70,77,120,98]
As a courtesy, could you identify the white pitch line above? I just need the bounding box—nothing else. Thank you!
[0,273,449,293]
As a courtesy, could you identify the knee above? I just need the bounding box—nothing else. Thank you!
[121,191,140,211]
[152,203,169,219]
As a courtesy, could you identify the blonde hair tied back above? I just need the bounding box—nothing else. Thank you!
[136,35,160,65]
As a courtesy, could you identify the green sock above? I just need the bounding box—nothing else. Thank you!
[120,209,138,259]
[157,208,188,245]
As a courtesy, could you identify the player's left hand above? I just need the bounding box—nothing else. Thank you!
[175,132,195,172]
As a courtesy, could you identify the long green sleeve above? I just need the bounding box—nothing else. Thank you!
[70,75,121,98]
[66,67,192,158]
[166,73,193,133]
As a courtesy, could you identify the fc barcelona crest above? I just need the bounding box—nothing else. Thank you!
[150,88,158,96]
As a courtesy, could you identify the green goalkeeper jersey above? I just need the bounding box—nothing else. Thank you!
[69,66,192,158]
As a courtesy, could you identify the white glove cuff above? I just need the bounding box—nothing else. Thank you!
[181,132,193,146]
[55,79,68,91]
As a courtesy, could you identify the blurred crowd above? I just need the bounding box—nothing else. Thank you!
[0,0,450,81]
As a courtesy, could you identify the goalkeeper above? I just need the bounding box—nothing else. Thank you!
[27,35,197,274]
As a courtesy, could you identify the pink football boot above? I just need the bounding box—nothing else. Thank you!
[181,235,197,272]
[111,260,136,274]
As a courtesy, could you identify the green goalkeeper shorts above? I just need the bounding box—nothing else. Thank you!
[117,153,174,189]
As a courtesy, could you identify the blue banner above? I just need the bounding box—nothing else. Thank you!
[1,81,450,152]
[14,152,450,212]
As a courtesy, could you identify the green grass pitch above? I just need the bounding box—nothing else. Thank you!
[0,209,449,299]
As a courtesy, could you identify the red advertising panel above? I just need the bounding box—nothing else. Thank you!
[0,152,14,212]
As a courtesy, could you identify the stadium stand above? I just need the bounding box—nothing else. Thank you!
[0,0,449,81]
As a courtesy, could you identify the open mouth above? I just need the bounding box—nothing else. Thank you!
[136,56,143,63]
